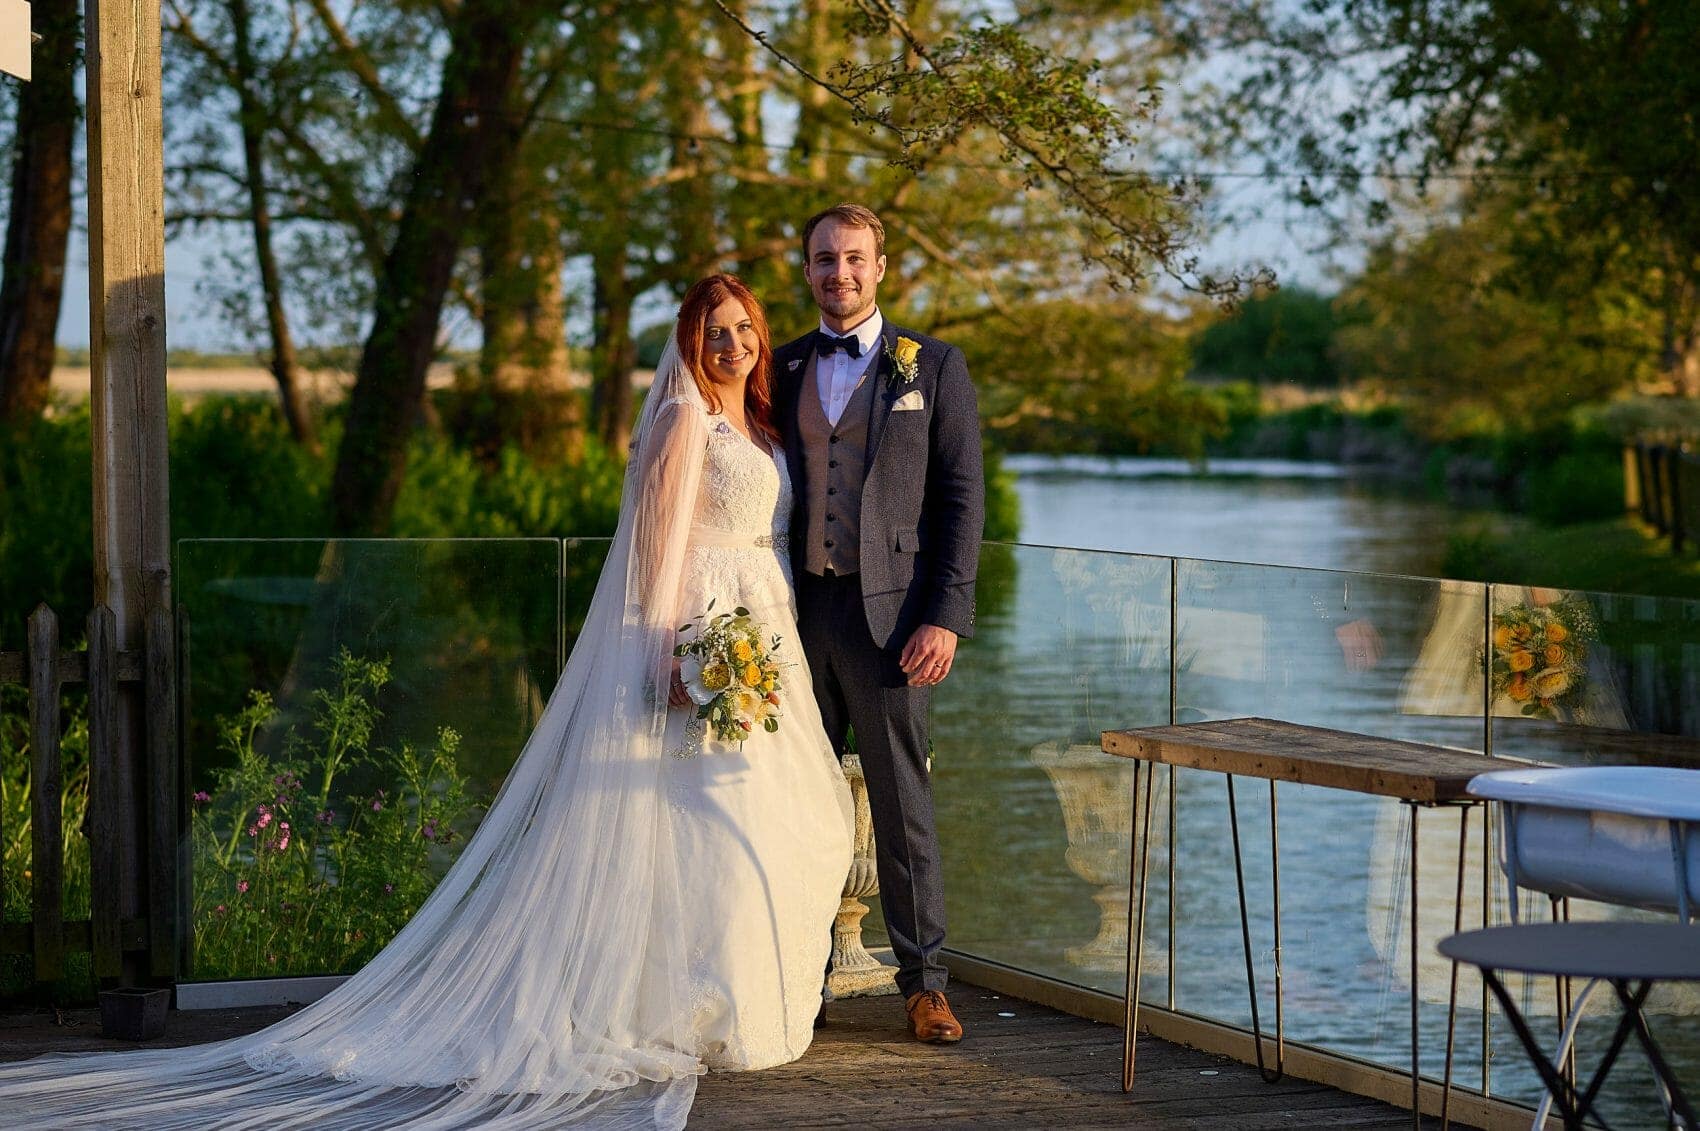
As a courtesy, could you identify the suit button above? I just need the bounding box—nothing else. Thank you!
[824,539,835,549]
[829,435,840,444]
[826,514,836,522]
[827,487,836,496]
[828,460,838,468]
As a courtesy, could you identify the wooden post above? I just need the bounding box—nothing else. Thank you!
[86,604,122,978]
[144,572,178,977]
[85,0,171,983]
[27,605,63,983]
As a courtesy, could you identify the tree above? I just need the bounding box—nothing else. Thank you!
[330,1,569,534]
[157,0,1260,533]
[1176,0,1700,393]
[0,0,78,423]
[1190,288,1344,387]
[1334,194,1659,436]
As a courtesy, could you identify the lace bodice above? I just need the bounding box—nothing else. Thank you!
[693,418,790,538]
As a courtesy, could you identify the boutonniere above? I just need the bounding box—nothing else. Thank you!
[885,335,921,387]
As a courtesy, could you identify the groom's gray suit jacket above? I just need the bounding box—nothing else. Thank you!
[775,320,984,649]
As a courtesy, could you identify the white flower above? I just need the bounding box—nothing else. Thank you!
[680,656,731,706]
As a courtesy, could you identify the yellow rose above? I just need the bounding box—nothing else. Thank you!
[1508,675,1532,702]
[1543,643,1567,666]
[742,662,763,687]
[733,639,753,662]
[1545,623,1569,643]
[895,337,921,367]
[1532,667,1573,699]
[701,661,732,692]
[1492,625,1514,650]
[1508,649,1535,673]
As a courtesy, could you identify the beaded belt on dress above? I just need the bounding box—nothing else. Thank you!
[689,526,789,550]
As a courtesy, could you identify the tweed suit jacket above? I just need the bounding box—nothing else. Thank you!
[774,320,985,650]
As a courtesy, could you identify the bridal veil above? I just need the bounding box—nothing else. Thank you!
[0,338,716,1128]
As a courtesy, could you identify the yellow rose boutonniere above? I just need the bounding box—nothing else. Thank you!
[887,335,921,386]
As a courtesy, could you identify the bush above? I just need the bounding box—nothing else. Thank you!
[0,683,95,1002]
[189,651,475,979]
[0,401,625,635]
[1523,450,1625,526]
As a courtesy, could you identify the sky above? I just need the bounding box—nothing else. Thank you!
[49,197,1352,354]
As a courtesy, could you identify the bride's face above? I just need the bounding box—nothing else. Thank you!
[703,298,760,387]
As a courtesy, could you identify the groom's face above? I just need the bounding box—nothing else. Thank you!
[804,219,886,331]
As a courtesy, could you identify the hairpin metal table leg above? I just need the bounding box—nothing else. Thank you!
[1122,759,1156,1092]
[1228,773,1283,1084]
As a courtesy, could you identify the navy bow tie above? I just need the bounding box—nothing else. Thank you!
[814,331,863,359]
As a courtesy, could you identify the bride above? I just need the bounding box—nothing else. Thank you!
[0,274,854,1128]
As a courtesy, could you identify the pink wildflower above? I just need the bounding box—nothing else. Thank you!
[275,822,291,852]
[215,904,226,914]
[316,809,335,825]
[255,805,273,830]
[383,883,394,894]
[192,790,211,804]
[237,880,250,894]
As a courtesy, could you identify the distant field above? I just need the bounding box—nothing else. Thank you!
[49,364,455,400]
[49,364,641,400]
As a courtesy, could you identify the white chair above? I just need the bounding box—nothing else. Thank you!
[1466,765,1700,1128]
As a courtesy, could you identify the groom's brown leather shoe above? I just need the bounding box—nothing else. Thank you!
[905,989,964,1043]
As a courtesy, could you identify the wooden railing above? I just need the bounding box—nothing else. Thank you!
[1625,441,1700,555]
[0,576,179,985]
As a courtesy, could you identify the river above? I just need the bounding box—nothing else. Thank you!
[925,457,1690,1122]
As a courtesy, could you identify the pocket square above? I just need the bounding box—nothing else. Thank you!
[787,358,803,372]
[892,389,925,412]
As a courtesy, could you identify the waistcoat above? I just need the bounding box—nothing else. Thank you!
[798,354,876,575]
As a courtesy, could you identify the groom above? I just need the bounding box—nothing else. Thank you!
[774,203,984,1043]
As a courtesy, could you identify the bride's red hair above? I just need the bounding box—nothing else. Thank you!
[675,274,778,443]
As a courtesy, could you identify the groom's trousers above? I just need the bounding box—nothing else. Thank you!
[796,569,949,998]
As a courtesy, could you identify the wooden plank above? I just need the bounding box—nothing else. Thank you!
[27,605,64,982]
[86,605,123,977]
[1102,717,1510,803]
[0,650,141,687]
[144,570,178,978]
[0,917,149,955]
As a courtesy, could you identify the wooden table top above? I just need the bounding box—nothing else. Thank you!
[1101,716,1515,804]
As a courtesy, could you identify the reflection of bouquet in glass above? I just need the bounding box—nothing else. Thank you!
[675,602,786,742]
[1487,598,1597,719]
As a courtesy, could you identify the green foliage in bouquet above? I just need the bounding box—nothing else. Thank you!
[674,603,785,743]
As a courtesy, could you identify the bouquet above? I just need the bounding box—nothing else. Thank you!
[674,602,786,742]
[1486,596,1597,720]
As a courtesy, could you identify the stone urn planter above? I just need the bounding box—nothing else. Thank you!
[1031,740,1146,973]
[826,754,900,997]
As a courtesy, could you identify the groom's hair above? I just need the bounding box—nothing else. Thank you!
[801,203,886,259]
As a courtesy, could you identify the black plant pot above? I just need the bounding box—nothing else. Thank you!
[99,987,171,1041]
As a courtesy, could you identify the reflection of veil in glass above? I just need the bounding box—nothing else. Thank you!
[0,336,715,1129]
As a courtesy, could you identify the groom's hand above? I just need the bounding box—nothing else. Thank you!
[901,625,958,687]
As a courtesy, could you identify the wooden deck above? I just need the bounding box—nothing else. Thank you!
[0,983,1435,1128]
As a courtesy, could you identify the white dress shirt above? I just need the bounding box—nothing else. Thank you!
[815,309,883,427]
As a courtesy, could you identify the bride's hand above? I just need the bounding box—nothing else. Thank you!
[668,658,691,709]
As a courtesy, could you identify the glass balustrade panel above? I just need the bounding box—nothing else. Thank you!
[176,538,560,982]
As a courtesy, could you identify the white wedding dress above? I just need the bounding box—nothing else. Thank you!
[0,339,852,1128]
[661,413,852,1071]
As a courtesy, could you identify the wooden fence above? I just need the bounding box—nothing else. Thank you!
[1626,441,1700,555]
[0,574,179,984]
